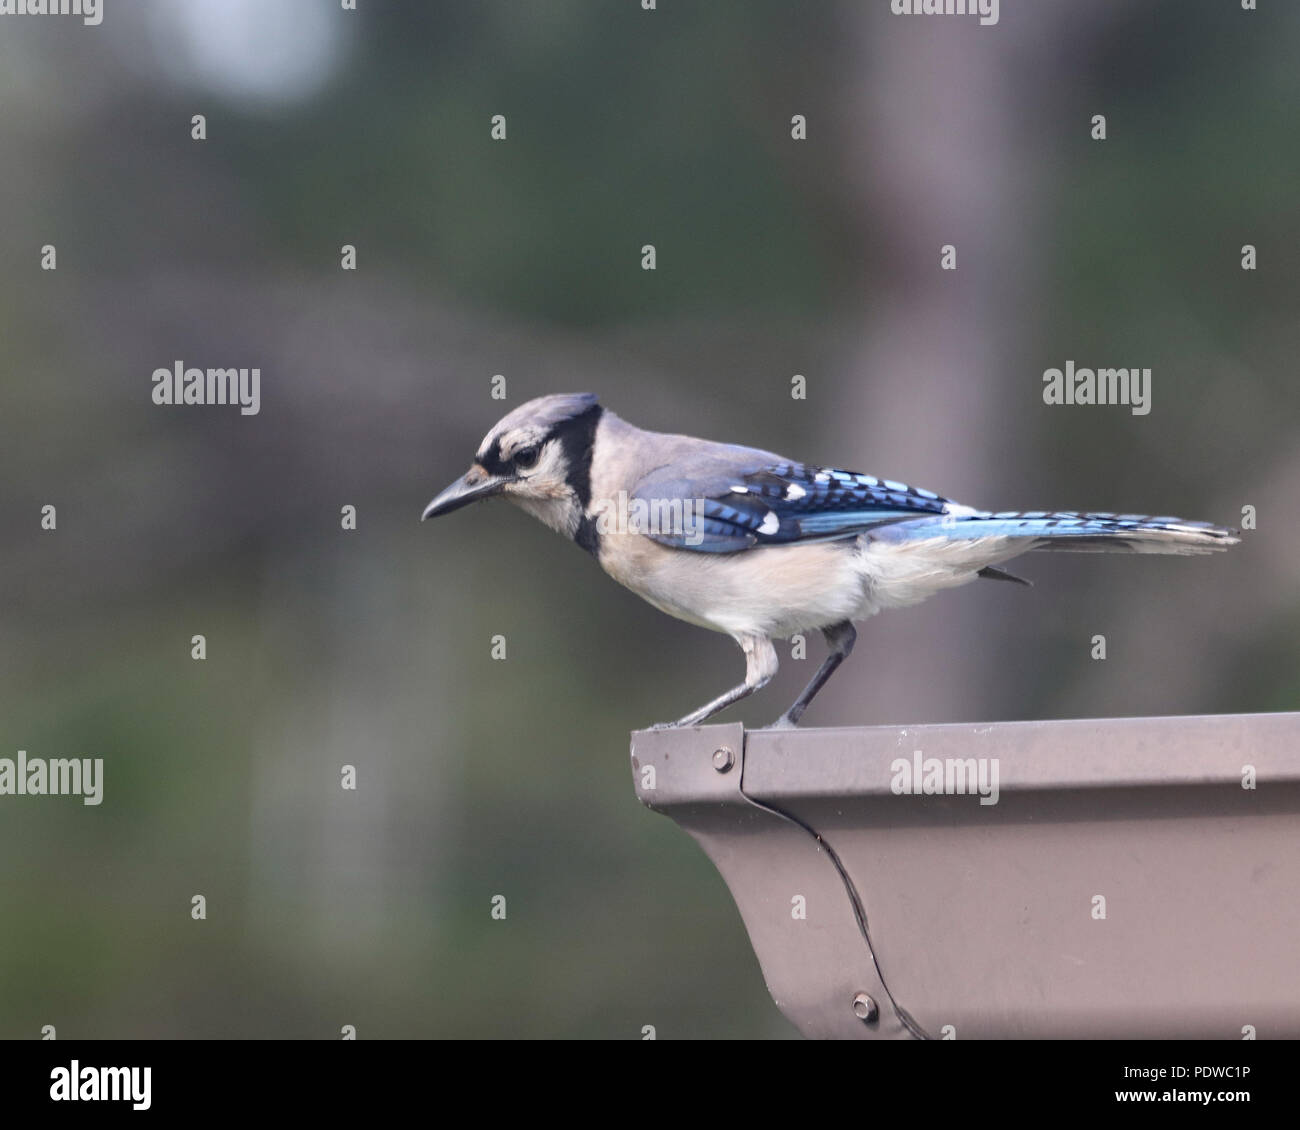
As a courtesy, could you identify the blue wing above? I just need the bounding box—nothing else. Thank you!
[632,458,955,554]
[629,454,1238,556]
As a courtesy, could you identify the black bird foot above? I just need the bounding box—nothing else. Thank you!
[762,714,799,731]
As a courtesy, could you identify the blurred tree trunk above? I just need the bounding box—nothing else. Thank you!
[818,4,1076,724]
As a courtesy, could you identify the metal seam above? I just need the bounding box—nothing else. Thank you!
[737,741,930,1040]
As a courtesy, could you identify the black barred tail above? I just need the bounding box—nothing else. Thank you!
[877,510,1240,555]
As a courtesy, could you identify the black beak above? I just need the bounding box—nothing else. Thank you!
[421,466,511,520]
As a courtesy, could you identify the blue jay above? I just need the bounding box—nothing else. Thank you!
[422,393,1238,728]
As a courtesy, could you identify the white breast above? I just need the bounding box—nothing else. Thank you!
[597,532,867,638]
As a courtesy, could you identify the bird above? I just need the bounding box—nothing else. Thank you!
[422,393,1238,729]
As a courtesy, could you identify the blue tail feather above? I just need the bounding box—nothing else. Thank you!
[871,510,1239,555]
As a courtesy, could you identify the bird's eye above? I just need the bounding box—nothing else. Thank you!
[514,445,540,470]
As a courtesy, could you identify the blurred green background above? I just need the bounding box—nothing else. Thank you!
[1,0,1296,1038]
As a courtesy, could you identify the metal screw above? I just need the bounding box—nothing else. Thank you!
[712,746,735,773]
[852,992,878,1023]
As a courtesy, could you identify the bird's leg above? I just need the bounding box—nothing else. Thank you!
[652,634,778,729]
[770,621,857,728]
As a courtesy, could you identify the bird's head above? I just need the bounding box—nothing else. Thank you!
[422,393,604,539]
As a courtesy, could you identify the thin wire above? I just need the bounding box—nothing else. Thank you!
[739,785,931,1041]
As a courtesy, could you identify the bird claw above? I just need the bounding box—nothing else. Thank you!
[761,714,799,731]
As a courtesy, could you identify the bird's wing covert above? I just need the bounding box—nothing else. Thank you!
[630,459,954,553]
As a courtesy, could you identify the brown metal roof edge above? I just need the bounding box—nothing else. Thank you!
[630,712,1300,1038]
